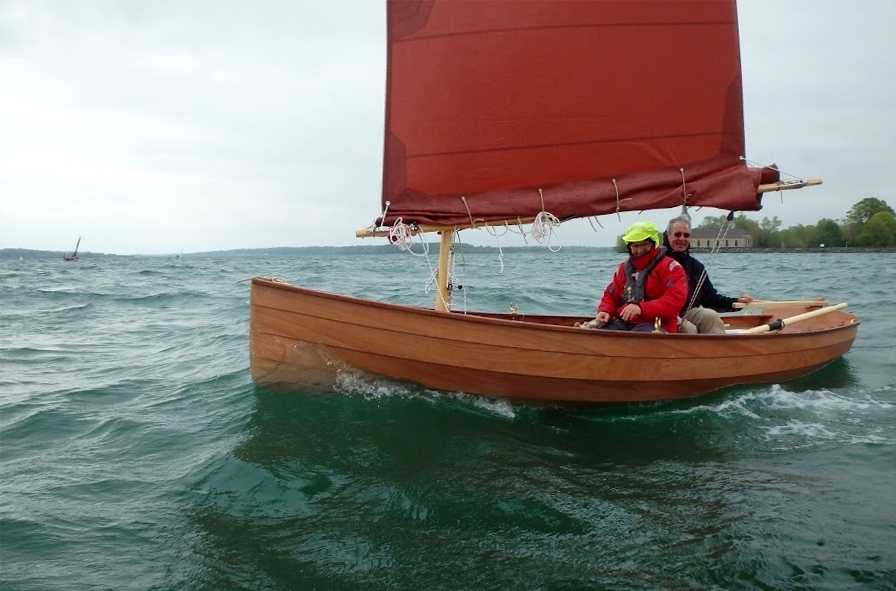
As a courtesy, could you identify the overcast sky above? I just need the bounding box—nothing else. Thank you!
[1,0,894,255]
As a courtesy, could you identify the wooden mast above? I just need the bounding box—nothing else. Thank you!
[434,230,453,312]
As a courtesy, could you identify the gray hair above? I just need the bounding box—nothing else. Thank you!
[666,215,692,235]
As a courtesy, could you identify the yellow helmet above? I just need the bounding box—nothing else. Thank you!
[622,221,660,246]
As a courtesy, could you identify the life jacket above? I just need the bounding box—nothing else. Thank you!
[622,246,668,304]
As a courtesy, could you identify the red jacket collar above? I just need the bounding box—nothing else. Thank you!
[628,246,660,270]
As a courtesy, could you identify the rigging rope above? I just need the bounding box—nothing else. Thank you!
[461,196,484,228]
[531,188,561,251]
[742,159,804,203]
[587,216,604,232]
[423,241,459,312]
[450,233,468,313]
[531,211,561,250]
[611,179,632,220]
[388,218,429,256]
[680,168,690,207]
[683,211,734,314]
[373,200,392,231]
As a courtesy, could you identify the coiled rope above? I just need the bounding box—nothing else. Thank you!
[388,218,429,257]
[531,189,561,252]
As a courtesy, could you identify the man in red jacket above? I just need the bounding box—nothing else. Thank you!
[595,221,688,333]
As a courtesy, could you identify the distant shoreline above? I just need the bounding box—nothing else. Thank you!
[2,245,894,259]
[690,247,896,254]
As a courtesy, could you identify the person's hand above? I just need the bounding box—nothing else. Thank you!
[738,294,753,304]
[596,311,611,324]
[619,303,641,322]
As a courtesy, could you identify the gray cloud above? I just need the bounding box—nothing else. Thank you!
[1,0,893,254]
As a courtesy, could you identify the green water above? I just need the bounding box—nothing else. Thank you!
[1,250,894,590]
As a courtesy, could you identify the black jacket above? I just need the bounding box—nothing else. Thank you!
[663,237,737,314]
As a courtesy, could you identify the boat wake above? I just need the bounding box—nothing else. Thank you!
[333,369,422,401]
[333,369,519,419]
[715,384,893,413]
[677,384,896,448]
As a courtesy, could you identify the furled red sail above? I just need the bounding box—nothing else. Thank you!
[380,0,777,228]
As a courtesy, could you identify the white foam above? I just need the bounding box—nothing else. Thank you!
[766,420,838,440]
[334,369,418,400]
[668,384,896,447]
[332,370,518,419]
[457,393,517,419]
[763,385,894,412]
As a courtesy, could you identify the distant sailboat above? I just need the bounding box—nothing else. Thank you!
[63,237,81,262]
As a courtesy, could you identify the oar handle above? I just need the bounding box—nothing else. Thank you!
[733,299,828,309]
[741,303,848,334]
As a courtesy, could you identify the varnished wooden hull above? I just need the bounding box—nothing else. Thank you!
[249,278,859,403]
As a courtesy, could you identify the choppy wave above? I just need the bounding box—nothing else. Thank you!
[2,251,895,591]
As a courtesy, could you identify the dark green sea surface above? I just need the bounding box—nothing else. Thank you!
[1,249,894,590]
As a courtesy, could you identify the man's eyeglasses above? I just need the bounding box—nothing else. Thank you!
[673,232,690,238]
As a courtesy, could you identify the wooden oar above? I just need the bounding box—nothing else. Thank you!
[732,299,828,309]
[741,303,848,334]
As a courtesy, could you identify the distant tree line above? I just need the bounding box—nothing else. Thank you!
[613,197,895,252]
[697,197,896,248]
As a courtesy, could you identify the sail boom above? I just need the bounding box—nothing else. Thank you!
[356,217,539,238]
[757,178,822,194]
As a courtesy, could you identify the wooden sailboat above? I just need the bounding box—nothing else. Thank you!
[249,0,858,403]
[63,237,81,262]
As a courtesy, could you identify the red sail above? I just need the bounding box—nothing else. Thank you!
[380,0,775,228]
